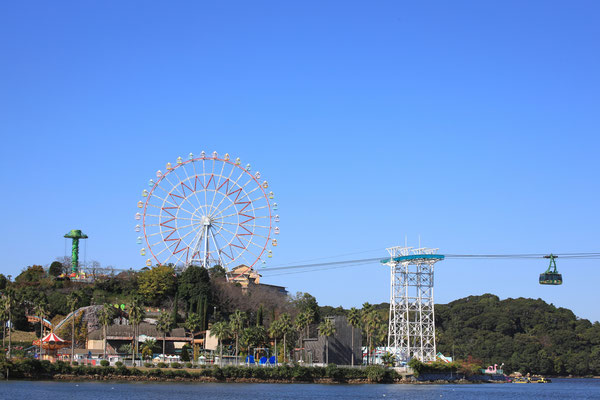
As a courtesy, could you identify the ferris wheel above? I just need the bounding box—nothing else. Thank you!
[134,151,279,270]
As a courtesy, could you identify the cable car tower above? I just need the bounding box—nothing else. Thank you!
[381,246,445,364]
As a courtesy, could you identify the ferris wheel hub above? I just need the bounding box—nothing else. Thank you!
[201,215,211,226]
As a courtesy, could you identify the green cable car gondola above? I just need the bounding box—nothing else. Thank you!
[539,254,562,285]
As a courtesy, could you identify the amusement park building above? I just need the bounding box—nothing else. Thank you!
[300,316,362,365]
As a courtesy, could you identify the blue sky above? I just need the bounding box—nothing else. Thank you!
[1,1,599,321]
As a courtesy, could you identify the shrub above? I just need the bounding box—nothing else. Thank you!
[170,362,181,369]
[100,360,110,367]
[157,362,167,368]
[114,361,123,367]
[72,361,79,366]
[185,362,193,369]
[365,365,387,383]
[144,362,154,368]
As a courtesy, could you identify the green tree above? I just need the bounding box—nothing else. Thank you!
[241,326,266,358]
[128,297,145,366]
[137,265,177,304]
[278,313,293,363]
[229,310,246,361]
[66,292,80,365]
[268,319,282,364]
[140,338,157,360]
[178,266,212,307]
[347,307,361,366]
[48,261,64,277]
[318,318,336,365]
[0,274,7,290]
[256,304,264,326]
[0,300,7,350]
[34,301,48,359]
[295,311,310,362]
[156,311,174,362]
[3,289,17,358]
[185,312,202,333]
[98,303,115,359]
[15,265,45,283]
[210,321,231,367]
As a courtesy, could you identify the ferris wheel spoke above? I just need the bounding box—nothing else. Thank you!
[217,225,265,251]
[213,229,245,262]
[178,161,209,218]
[190,159,210,217]
[208,158,227,215]
[209,164,254,217]
[212,194,266,221]
[208,227,223,266]
[216,221,270,231]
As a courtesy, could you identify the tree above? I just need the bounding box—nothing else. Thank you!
[137,265,177,304]
[34,302,48,359]
[241,326,266,359]
[210,321,231,367]
[0,274,7,290]
[365,310,381,365]
[347,307,361,366]
[229,310,246,362]
[278,313,292,363]
[256,304,264,326]
[66,292,80,365]
[2,289,16,358]
[178,266,212,306]
[156,311,174,362]
[318,318,336,365]
[293,292,320,322]
[268,319,282,364]
[0,300,7,350]
[185,312,202,333]
[48,261,64,277]
[140,338,157,360]
[209,265,227,279]
[98,303,115,359]
[128,297,145,366]
[171,292,179,325]
[295,311,310,362]
[15,265,45,283]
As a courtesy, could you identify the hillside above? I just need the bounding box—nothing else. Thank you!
[435,294,600,376]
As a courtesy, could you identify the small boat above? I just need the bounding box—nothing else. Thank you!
[512,377,529,383]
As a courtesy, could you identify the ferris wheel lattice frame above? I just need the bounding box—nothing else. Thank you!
[134,152,280,271]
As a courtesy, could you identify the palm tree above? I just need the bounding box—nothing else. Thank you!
[365,309,381,365]
[268,319,282,364]
[229,310,246,363]
[98,303,115,359]
[34,302,48,359]
[0,300,7,351]
[128,297,145,366]
[156,311,174,362]
[210,321,230,367]
[66,292,80,365]
[4,289,16,359]
[140,338,157,360]
[347,307,361,366]
[295,311,309,362]
[185,312,202,362]
[278,313,292,363]
[318,318,336,365]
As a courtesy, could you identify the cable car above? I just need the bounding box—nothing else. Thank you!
[235,157,241,165]
[177,156,183,164]
[146,259,152,267]
[267,250,273,258]
[272,239,278,246]
[212,151,218,159]
[262,180,268,188]
[539,254,562,285]
[273,203,278,210]
[135,213,141,220]
[201,151,206,158]
[166,162,172,170]
[140,248,146,256]
[269,191,274,199]
[156,170,162,178]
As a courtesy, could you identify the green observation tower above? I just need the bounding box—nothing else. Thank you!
[64,229,88,274]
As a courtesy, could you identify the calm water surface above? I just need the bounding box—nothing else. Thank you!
[1,379,599,400]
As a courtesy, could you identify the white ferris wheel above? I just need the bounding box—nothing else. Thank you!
[135,151,279,270]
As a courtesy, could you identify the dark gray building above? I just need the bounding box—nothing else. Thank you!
[301,316,362,365]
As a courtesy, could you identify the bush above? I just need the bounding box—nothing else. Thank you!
[157,362,167,368]
[72,361,79,366]
[185,362,193,369]
[365,365,387,383]
[170,362,181,369]
[144,362,154,368]
[114,361,123,367]
[100,360,110,367]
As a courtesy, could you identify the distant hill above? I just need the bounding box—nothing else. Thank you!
[435,294,600,376]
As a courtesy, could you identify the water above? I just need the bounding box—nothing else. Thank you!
[1,379,599,400]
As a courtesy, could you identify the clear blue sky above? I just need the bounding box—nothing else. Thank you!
[1,1,599,321]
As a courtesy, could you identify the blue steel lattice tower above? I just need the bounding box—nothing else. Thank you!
[381,247,445,363]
